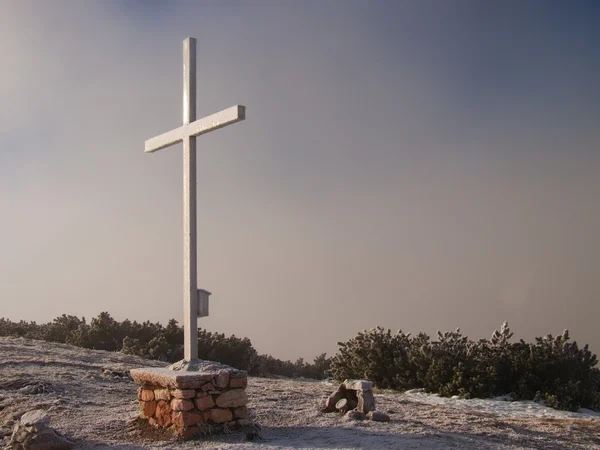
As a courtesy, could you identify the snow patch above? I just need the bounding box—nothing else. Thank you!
[401,389,600,420]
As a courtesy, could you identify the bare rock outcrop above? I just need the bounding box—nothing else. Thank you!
[366,411,390,422]
[322,379,376,415]
[5,410,72,450]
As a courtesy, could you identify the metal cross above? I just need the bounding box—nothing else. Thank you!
[144,37,246,362]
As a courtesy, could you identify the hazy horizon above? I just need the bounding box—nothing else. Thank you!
[1,1,599,361]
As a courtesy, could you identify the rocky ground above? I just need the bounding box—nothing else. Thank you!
[1,336,599,449]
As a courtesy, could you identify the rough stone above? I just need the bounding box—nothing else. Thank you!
[229,377,248,389]
[138,388,155,401]
[8,410,73,449]
[11,425,29,444]
[357,389,376,414]
[208,408,233,424]
[172,411,203,428]
[367,411,390,422]
[167,359,245,376]
[19,410,50,430]
[323,380,375,414]
[214,371,230,389]
[132,363,249,436]
[170,389,195,399]
[215,389,248,408]
[322,384,347,412]
[201,382,215,392]
[171,398,194,411]
[179,425,201,439]
[154,388,171,401]
[194,395,215,411]
[237,418,251,427]
[230,370,248,379]
[139,400,157,418]
[24,427,73,449]
[233,406,248,419]
[346,390,359,410]
[154,401,173,427]
[344,379,373,391]
[171,418,186,435]
[131,368,214,390]
[343,410,366,421]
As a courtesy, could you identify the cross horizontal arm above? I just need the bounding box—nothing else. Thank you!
[144,125,187,153]
[144,105,246,153]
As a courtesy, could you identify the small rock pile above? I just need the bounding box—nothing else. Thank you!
[131,361,250,438]
[322,379,390,423]
[5,410,72,450]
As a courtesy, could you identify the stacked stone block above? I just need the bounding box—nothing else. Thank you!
[131,366,249,438]
[322,379,376,414]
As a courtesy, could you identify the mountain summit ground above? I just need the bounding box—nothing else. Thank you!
[1,336,599,449]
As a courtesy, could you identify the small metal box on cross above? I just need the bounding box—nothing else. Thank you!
[144,37,246,362]
[198,289,211,318]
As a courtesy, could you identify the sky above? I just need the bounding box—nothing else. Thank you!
[1,0,599,361]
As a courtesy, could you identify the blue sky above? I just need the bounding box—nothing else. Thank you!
[1,1,599,360]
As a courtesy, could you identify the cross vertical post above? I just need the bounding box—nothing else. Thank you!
[144,37,246,367]
[182,37,198,362]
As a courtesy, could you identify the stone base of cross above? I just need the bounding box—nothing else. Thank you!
[144,37,246,363]
[131,361,250,436]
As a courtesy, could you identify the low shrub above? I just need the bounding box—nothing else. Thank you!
[0,312,331,380]
[331,322,600,412]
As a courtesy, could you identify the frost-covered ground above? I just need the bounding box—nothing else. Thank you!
[1,336,599,449]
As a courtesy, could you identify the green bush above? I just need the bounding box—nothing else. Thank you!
[2,312,597,411]
[331,327,421,390]
[331,322,600,412]
[0,312,330,380]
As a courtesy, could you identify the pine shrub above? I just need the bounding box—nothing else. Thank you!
[331,322,600,412]
[0,313,331,380]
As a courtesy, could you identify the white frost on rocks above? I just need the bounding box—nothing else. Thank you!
[402,388,600,420]
[1,336,599,450]
[6,409,73,449]
[167,359,238,372]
